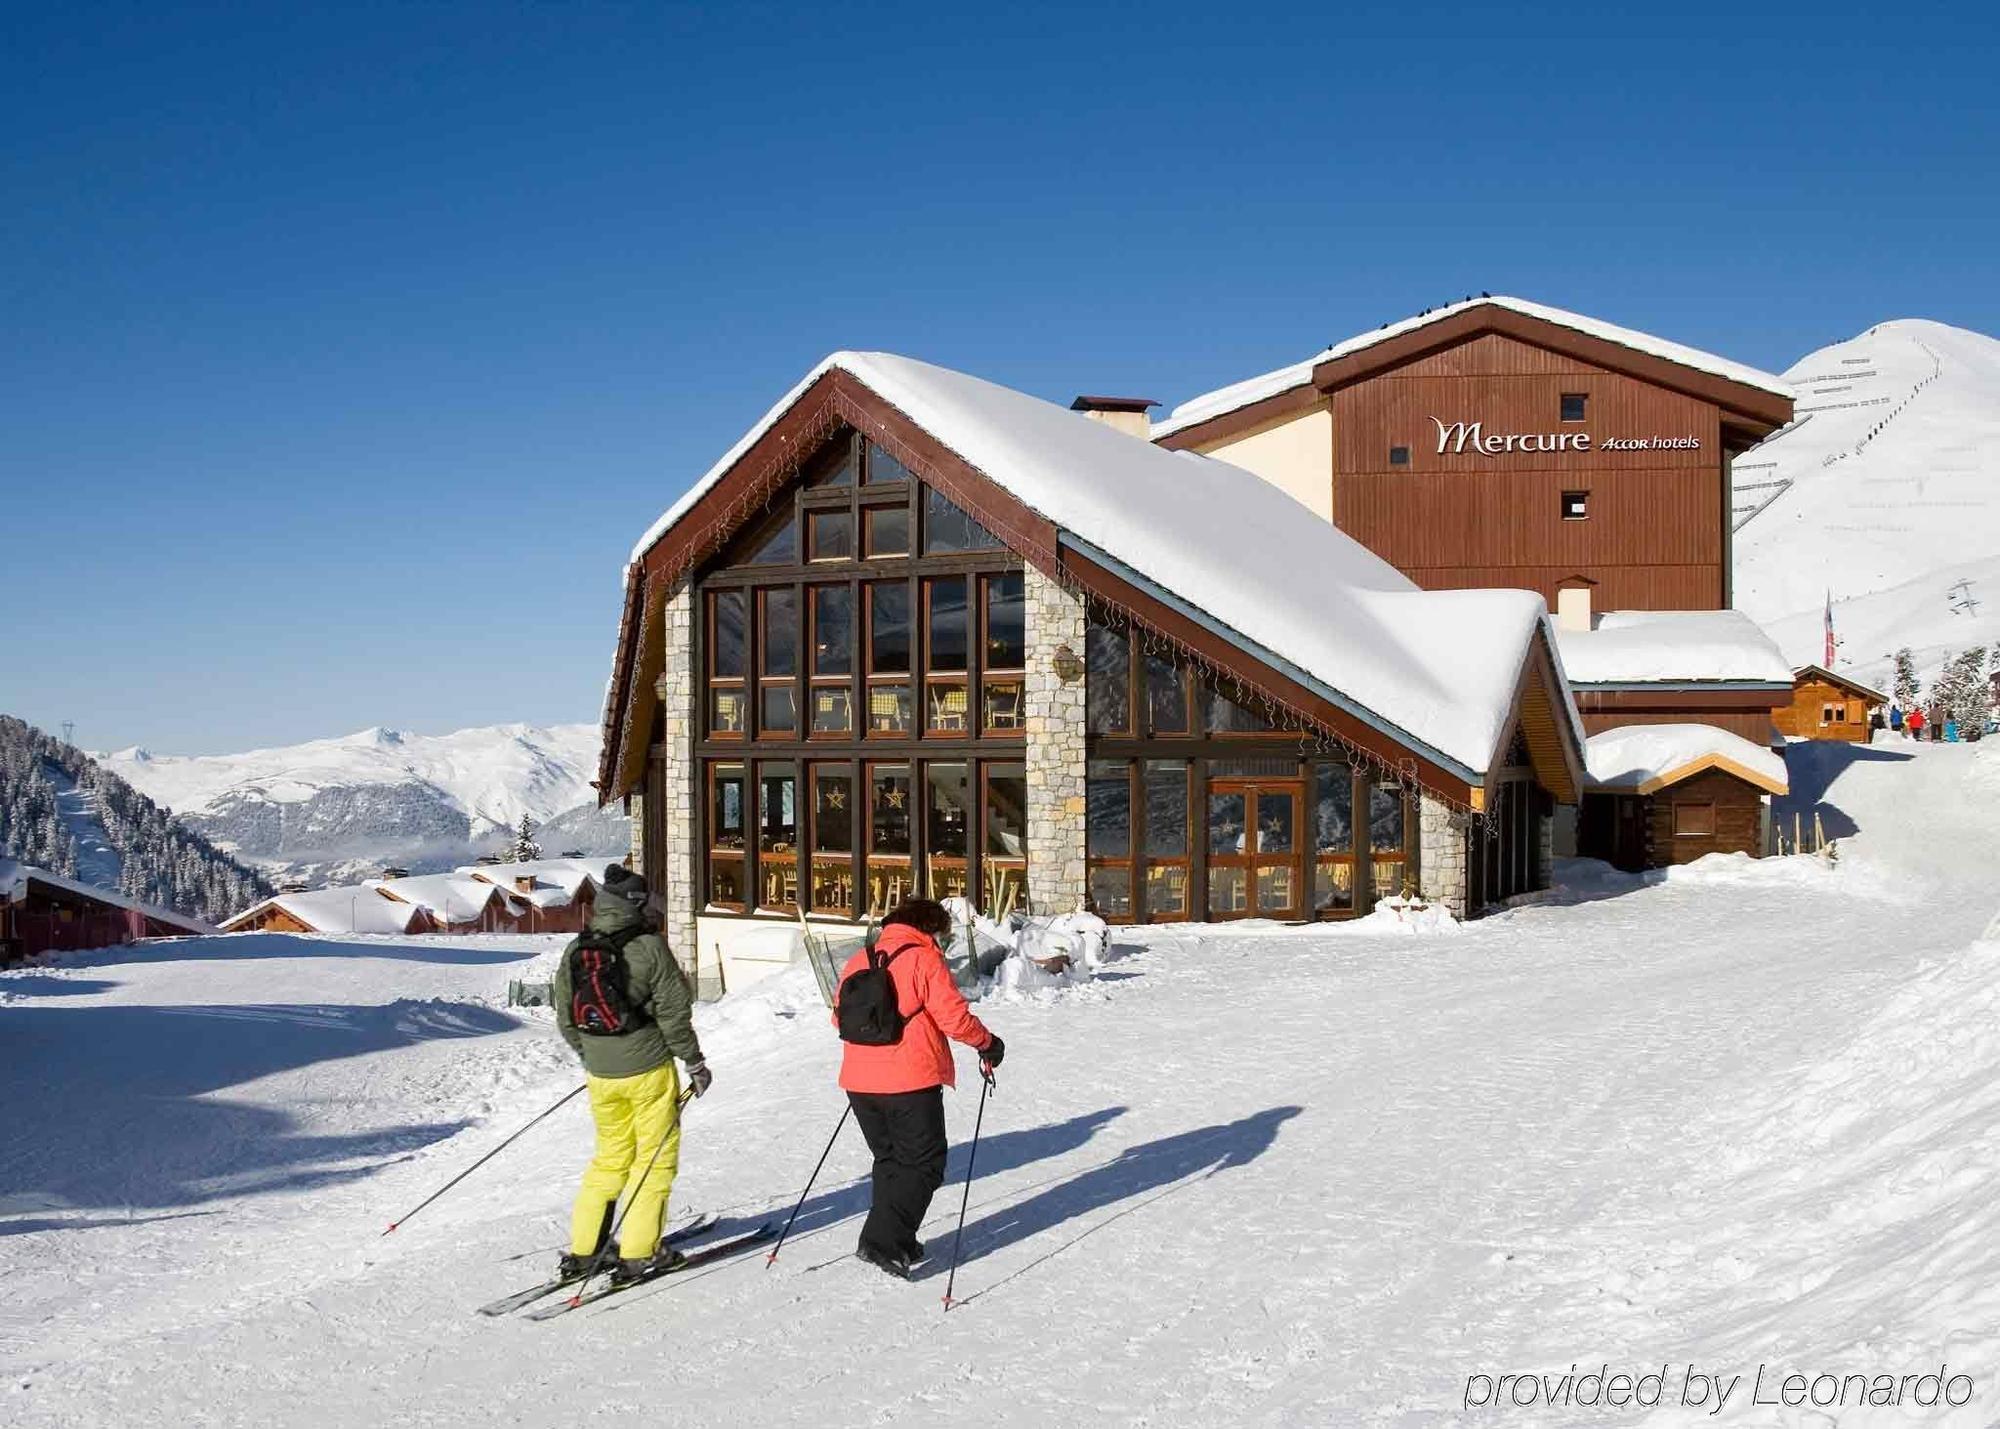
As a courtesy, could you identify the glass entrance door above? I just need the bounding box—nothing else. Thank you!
[1206,781,1303,919]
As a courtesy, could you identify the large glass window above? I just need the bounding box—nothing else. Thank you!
[924,487,1003,554]
[865,505,910,558]
[1313,762,1356,915]
[926,763,972,901]
[708,763,746,907]
[1369,782,1408,901]
[867,764,914,914]
[866,441,914,486]
[808,764,853,913]
[983,761,1027,916]
[925,577,969,734]
[1205,684,1274,735]
[806,443,855,487]
[758,764,798,910]
[809,510,854,562]
[809,585,853,735]
[982,572,1026,734]
[1145,650,1190,736]
[867,582,913,735]
[709,591,747,738]
[1086,617,1132,735]
[1087,760,1133,918]
[759,590,798,736]
[743,510,797,566]
[1142,760,1189,919]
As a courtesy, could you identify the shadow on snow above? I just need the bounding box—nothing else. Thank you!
[0,999,521,1216]
[924,1106,1302,1292]
[96,932,549,967]
[1776,740,1917,842]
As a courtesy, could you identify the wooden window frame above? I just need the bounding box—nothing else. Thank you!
[864,761,916,917]
[865,579,916,739]
[979,571,1026,738]
[807,583,857,740]
[1560,392,1588,423]
[805,761,860,918]
[863,503,911,559]
[706,760,748,911]
[1086,616,1136,738]
[923,575,971,738]
[707,590,748,741]
[981,759,1029,918]
[1086,758,1137,923]
[1561,489,1589,521]
[756,587,801,740]
[755,760,801,913]
[1674,801,1716,838]
[1364,777,1412,904]
[1310,760,1361,921]
[1139,758,1192,922]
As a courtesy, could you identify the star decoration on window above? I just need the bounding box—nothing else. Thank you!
[884,788,907,810]
[825,788,846,811]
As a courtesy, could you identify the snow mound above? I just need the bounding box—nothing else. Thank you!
[1556,609,1792,686]
[1584,723,1789,794]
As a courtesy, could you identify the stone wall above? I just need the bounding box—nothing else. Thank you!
[1024,567,1087,915]
[1418,791,1470,919]
[652,578,701,987]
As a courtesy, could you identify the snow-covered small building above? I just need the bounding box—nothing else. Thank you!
[597,349,1587,976]
[220,886,434,937]
[369,873,528,934]
[1576,724,1789,870]
[1554,609,1795,745]
[458,858,602,933]
[1773,665,1887,743]
[0,859,214,963]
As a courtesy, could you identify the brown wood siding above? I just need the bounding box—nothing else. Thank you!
[1644,768,1765,865]
[1329,335,1729,610]
[1575,687,1780,744]
[1773,676,1876,742]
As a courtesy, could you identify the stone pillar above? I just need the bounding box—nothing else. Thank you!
[1418,792,1470,919]
[1024,566,1087,915]
[653,578,700,984]
[1536,809,1555,889]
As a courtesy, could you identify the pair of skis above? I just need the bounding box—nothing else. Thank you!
[479,1214,773,1319]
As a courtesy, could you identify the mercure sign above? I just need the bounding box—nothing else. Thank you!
[1430,418,1700,456]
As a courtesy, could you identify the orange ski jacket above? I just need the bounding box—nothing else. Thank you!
[834,925,995,1094]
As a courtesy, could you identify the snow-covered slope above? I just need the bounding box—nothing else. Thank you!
[1734,318,2000,688]
[99,724,627,887]
[7,741,2000,1425]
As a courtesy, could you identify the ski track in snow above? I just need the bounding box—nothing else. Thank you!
[4,741,1999,1426]
[44,766,123,890]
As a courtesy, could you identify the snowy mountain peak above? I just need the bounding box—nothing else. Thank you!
[98,722,627,888]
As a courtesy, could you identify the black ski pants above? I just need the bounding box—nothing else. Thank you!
[847,1086,948,1260]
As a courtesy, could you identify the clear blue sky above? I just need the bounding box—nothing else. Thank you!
[6,1,1995,754]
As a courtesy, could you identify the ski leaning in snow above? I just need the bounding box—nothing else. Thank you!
[523,1223,775,1320]
[477,1213,717,1317]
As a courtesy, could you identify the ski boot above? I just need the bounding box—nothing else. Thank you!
[610,1244,688,1286]
[856,1241,912,1280]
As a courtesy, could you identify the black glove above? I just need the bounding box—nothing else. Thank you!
[980,1035,1005,1069]
[686,1060,713,1098]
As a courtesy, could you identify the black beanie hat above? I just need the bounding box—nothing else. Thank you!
[603,863,648,901]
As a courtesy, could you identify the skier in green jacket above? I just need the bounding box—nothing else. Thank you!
[552,864,711,1282]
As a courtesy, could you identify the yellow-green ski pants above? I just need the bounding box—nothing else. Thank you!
[569,1062,681,1260]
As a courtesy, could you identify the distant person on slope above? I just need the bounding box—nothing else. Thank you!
[552,864,711,1284]
[1907,707,1925,741]
[834,897,1002,1280]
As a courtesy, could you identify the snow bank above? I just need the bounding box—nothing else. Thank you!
[630,351,1554,774]
[1153,295,1793,438]
[1556,609,1793,686]
[1584,723,1789,794]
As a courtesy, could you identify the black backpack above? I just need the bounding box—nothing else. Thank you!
[567,925,646,1037]
[836,940,906,1046]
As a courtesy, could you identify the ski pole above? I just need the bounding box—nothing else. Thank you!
[766,1103,852,1266]
[941,1063,996,1312]
[382,1083,587,1236]
[560,1085,699,1307]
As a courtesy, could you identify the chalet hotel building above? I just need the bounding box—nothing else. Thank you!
[597,298,1796,976]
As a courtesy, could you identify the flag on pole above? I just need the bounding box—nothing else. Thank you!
[1823,589,1837,666]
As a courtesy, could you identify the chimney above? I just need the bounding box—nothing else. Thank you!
[1555,579,1596,633]
[1069,395,1158,439]
[515,875,535,894]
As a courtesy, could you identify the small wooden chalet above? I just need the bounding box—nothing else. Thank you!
[1773,665,1887,743]
[597,351,1586,975]
[1554,609,1793,744]
[459,858,602,933]
[220,886,434,936]
[0,859,213,964]
[370,873,528,934]
[1575,725,1789,871]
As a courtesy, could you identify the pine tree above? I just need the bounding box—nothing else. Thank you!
[509,814,542,864]
[1892,648,1920,709]
[1950,647,1990,738]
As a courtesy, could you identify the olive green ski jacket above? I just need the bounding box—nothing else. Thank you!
[552,895,703,1080]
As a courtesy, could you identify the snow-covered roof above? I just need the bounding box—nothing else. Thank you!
[0,858,215,934]
[458,858,604,909]
[228,886,431,936]
[367,873,518,925]
[1555,610,1793,687]
[1584,724,1789,796]
[1791,664,1889,703]
[1151,295,1795,439]
[630,352,1563,777]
